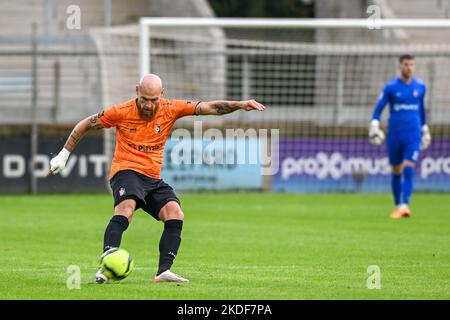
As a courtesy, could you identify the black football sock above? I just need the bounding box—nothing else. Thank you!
[157,219,183,275]
[103,215,129,252]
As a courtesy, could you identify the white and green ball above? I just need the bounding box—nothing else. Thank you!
[100,248,134,280]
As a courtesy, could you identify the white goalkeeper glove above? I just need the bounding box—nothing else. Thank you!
[49,148,71,175]
[421,124,431,150]
[369,119,385,145]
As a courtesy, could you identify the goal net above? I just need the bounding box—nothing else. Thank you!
[92,18,450,192]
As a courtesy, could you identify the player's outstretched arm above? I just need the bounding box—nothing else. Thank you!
[195,99,265,116]
[47,113,104,176]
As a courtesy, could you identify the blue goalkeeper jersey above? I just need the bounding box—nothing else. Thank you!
[372,76,427,133]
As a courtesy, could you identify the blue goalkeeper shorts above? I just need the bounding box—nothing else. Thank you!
[386,130,421,166]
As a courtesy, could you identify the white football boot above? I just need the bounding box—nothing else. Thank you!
[95,268,109,284]
[154,270,189,283]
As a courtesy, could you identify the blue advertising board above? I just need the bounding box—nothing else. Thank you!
[161,138,263,190]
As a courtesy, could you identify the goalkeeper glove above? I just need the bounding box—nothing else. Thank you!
[369,119,385,145]
[49,148,71,175]
[421,124,431,150]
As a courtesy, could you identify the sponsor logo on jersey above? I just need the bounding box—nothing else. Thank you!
[127,143,162,152]
[393,104,418,111]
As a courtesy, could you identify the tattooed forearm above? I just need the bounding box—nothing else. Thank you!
[63,113,102,151]
[198,99,262,116]
[215,102,232,114]
[70,130,81,143]
[65,129,84,151]
[196,101,242,115]
[213,102,239,115]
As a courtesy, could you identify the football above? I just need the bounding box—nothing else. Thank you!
[100,248,134,280]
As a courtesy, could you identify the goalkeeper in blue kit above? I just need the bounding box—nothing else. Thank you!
[369,54,431,219]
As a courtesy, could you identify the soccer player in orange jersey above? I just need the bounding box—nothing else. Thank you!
[48,74,265,283]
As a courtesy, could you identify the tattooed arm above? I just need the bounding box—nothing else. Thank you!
[47,113,104,176]
[194,100,265,116]
[64,113,104,151]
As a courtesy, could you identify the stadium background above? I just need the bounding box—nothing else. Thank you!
[1,0,449,300]
[1,0,450,194]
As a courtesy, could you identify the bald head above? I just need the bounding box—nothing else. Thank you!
[136,74,164,120]
[139,74,163,94]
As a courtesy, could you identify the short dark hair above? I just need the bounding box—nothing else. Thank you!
[399,54,415,63]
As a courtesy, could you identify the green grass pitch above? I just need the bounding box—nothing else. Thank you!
[1,193,449,300]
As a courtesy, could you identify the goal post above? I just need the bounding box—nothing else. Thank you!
[96,18,450,192]
[139,18,450,77]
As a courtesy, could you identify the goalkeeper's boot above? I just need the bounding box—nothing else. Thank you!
[390,206,411,219]
[154,270,189,283]
[95,268,109,284]
[390,208,403,219]
[400,206,412,218]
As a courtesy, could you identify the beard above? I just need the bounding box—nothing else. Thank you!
[138,105,156,120]
[401,70,413,79]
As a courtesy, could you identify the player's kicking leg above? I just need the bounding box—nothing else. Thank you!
[153,201,189,283]
[95,199,135,283]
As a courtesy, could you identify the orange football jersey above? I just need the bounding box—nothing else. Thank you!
[98,98,197,180]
